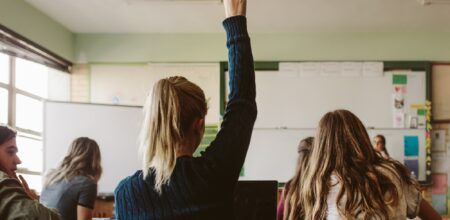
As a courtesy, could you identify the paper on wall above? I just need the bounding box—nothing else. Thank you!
[431,130,446,152]
[340,62,362,77]
[299,62,320,78]
[362,62,383,77]
[431,153,449,173]
[432,174,448,195]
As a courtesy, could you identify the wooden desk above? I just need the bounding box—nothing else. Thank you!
[93,197,114,218]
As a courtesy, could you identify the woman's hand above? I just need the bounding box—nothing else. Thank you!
[18,174,39,200]
[223,0,246,18]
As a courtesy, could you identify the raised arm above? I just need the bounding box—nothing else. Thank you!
[201,0,257,184]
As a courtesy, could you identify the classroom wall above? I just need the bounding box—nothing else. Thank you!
[3,0,450,64]
[431,64,450,216]
[0,0,74,61]
[74,32,450,63]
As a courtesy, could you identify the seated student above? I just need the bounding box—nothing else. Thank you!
[373,134,390,158]
[283,110,441,220]
[114,0,257,219]
[40,137,102,220]
[0,125,60,219]
[277,137,314,220]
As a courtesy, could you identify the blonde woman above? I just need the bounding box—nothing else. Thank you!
[40,137,102,220]
[0,125,60,219]
[284,110,440,220]
[114,0,256,219]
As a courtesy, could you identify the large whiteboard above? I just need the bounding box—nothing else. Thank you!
[44,101,143,194]
[239,128,426,182]
[228,70,426,128]
[230,66,428,182]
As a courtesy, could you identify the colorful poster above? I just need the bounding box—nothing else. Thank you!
[404,136,419,156]
[432,194,448,215]
[432,174,448,195]
[393,74,408,85]
[392,84,406,128]
[404,159,419,178]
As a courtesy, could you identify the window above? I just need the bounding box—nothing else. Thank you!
[16,58,48,98]
[0,53,9,84]
[16,94,43,133]
[0,88,7,124]
[1,51,70,192]
[16,134,43,173]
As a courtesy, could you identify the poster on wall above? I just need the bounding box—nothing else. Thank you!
[392,74,407,128]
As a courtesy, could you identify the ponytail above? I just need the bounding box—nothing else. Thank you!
[141,76,206,193]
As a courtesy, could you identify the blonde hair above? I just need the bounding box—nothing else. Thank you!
[44,137,102,187]
[285,110,417,220]
[141,76,207,193]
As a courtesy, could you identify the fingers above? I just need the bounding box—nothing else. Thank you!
[18,175,39,200]
[18,174,30,190]
[224,0,246,18]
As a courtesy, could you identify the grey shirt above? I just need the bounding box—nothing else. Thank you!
[40,176,97,220]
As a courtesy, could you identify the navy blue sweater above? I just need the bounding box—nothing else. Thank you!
[114,16,257,220]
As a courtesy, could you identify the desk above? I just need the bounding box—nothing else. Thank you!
[93,196,114,218]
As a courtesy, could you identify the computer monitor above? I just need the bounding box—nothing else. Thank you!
[233,180,278,220]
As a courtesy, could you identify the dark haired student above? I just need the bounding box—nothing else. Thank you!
[0,125,60,219]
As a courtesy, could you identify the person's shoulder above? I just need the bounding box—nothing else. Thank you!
[0,171,22,189]
[70,175,96,187]
[115,170,144,193]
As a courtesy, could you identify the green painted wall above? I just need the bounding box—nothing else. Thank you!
[0,0,74,61]
[2,0,450,63]
[75,32,450,63]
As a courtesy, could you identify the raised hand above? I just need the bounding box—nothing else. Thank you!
[223,0,246,18]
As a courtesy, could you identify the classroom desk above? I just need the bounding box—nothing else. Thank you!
[93,196,114,218]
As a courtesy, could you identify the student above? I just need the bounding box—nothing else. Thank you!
[373,134,390,158]
[283,110,441,220]
[0,125,61,219]
[114,0,256,219]
[277,137,314,220]
[40,137,102,220]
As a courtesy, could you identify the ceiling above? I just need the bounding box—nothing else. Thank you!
[25,0,450,33]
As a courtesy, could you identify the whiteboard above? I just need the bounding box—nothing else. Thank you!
[240,128,426,182]
[90,63,220,124]
[44,101,143,194]
[227,70,426,128]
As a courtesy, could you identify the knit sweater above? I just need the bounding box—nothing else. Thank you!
[114,16,257,220]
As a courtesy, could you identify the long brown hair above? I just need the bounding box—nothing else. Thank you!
[285,110,417,220]
[44,137,102,187]
[283,137,314,218]
[140,76,207,193]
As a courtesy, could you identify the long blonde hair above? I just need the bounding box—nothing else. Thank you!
[141,76,207,193]
[285,109,417,220]
[45,137,102,187]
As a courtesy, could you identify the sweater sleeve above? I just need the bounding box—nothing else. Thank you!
[200,16,257,184]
